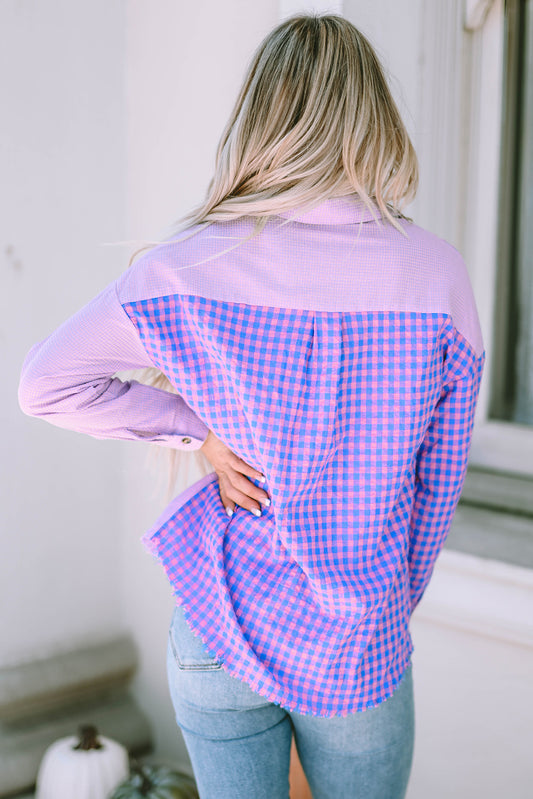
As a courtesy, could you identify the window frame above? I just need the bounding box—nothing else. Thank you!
[461,0,533,478]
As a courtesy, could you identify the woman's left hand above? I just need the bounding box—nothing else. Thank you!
[200,430,270,517]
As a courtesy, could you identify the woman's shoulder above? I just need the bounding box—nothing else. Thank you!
[386,218,484,357]
[395,219,476,303]
[115,218,256,306]
[395,217,466,270]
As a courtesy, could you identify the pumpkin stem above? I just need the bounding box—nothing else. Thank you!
[130,759,153,795]
[73,724,104,751]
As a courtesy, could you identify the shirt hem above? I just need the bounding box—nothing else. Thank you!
[168,588,414,718]
[141,470,218,555]
[143,473,415,717]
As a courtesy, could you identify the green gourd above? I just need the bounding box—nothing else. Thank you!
[110,760,199,799]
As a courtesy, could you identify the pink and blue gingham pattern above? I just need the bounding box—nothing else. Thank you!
[18,195,485,716]
[126,298,483,715]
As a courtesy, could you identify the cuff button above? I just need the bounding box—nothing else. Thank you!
[181,437,192,445]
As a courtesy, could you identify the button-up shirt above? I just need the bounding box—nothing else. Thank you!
[18,195,485,716]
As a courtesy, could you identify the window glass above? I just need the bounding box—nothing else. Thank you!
[492,0,533,425]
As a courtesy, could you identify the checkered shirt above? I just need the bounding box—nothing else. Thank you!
[18,195,485,716]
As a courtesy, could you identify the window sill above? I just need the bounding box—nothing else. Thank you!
[460,465,533,517]
[445,466,533,569]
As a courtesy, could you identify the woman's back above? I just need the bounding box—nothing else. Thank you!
[105,193,484,715]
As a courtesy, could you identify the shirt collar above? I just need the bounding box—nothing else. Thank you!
[275,194,382,225]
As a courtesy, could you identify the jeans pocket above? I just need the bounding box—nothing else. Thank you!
[169,605,223,671]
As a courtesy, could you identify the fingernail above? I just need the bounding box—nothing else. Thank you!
[226,506,234,517]
[258,474,266,483]
[262,498,271,507]
[251,508,261,517]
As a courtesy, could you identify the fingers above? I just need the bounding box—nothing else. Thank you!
[232,471,270,505]
[218,471,270,518]
[227,452,266,485]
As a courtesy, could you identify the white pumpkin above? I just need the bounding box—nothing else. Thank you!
[36,724,129,799]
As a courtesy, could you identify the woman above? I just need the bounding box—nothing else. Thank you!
[18,13,485,799]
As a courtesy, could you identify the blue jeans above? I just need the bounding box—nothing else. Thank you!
[166,605,415,799]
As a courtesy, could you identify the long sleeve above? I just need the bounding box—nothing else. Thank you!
[408,339,485,615]
[18,280,209,450]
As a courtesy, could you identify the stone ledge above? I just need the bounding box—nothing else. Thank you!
[461,465,533,518]
[413,548,533,647]
[445,503,533,570]
[0,636,151,798]
[0,636,136,722]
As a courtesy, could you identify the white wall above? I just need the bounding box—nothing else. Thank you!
[1,1,127,663]
[124,0,280,240]
[409,614,533,799]
[407,551,533,799]
[345,0,466,248]
[343,0,424,151]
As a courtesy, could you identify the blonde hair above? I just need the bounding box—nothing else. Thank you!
[175,12,417,235]
[134,13,419,493]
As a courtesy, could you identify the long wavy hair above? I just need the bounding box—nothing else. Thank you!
[134,12,419,494]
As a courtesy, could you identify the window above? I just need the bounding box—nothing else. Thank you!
[461,0,533,478]
[491,0,533,426]
[451,0,533,567]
